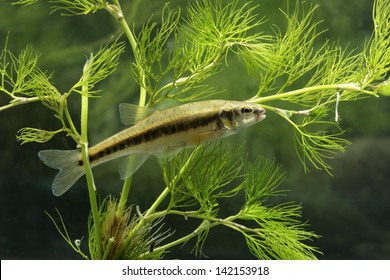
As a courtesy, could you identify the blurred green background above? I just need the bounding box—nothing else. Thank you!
[1,0,389,259]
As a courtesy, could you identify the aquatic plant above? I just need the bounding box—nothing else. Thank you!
[1,0,389,259]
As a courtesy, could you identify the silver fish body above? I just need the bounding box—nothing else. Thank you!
[38,100,266,196]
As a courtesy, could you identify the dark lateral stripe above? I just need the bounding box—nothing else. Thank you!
[87,112,223,163]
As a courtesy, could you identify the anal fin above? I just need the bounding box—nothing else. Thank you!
[189,130,227,145]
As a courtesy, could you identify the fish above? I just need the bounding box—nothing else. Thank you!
[38,100,266,196]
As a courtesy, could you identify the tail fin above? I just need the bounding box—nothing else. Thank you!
[38,149,85,196]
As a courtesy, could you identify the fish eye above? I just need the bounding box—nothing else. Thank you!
[241,106,252,114]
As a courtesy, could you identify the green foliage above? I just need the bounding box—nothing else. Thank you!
[257,3,326,93]
[1,37,125,143]
[16,127,62,144]
[238,159,319,259]
[133,0,273,105]
[363,0,390,87]
[0,41,59,111]
[162,144,242,211]
[1,0,389,259]
[49,0,106,15]
[249,0,390,173]
[151,145,319,259]
[71,40,125,96]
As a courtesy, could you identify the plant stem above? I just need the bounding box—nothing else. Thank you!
[0,96,41,112]
[145,209,249,231]
[109,0,138,55]
[128,187,171,239]
[141,213,255,257]
[148,220,211,256]
[105,0,147,103]
[128,148,200,241]
[105,0,148,213]
[110,0,147,104]
[116,176,132,214]
[63,100,80,139]
[80,54,103,259]
[250,83,377,104]
[102,237,115,260]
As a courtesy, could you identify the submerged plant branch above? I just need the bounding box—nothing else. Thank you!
[80,54,103,259]
[128,147,201,242]
[142,147,320,259]
[244,0,390,173]
[250,83,378,105]
[132,0,273,105]
[249,83,378,172]
[45,209,89,259]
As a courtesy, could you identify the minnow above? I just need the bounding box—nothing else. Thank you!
[38,100,266,196]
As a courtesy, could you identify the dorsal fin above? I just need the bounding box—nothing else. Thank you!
[119,103,157,126]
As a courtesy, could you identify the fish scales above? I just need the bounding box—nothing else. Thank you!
[38,100,266,196]
[87,101,228,165]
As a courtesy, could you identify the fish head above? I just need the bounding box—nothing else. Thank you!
[220,101,266,130]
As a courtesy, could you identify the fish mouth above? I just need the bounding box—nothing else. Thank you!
[257,114,266,121]
[256,109,266,121]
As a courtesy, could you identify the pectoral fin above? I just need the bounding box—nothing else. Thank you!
[119,154,149,180]
[154,145,184,160]
[190,131,222,145]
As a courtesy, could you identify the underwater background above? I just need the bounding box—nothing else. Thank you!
[1,0,390,259]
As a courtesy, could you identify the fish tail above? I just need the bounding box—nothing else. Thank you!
[38,149,85,196]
